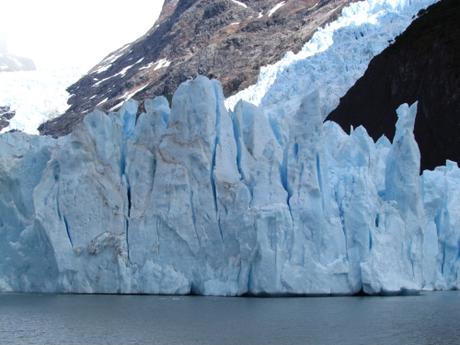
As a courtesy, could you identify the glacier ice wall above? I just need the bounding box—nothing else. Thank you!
[0,76,458,295]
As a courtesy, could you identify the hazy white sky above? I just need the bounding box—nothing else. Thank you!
[0,0,164,69]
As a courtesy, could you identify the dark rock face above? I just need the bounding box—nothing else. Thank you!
[39,0,354,136]
[0,54,36,72]
[0,106,16,131]
[327,0,460,171]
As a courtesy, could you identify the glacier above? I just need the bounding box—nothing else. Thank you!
[1,0,458,295]
[226,0,439,142]
[0,67,83,134]
[0,76,459,295]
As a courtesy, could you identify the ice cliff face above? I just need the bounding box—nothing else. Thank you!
[0,76,458,295]
[1,0,457,296]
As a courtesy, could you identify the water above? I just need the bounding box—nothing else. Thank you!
[0,292,459,345]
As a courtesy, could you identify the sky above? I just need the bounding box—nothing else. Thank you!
[0,0,164,70]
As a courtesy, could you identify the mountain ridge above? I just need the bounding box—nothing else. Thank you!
[39,0,355,136]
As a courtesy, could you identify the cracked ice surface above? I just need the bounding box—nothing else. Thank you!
[0,76,458,295]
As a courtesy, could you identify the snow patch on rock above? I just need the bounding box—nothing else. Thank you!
[231,0,248,9]
[268,2,286,17]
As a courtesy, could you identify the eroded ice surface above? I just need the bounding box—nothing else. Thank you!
[0,76,458,295]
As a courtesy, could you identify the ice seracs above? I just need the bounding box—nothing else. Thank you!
[360,103,425,294]
[0,76,458,295]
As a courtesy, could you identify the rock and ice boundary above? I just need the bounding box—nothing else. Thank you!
[0,76,458,295]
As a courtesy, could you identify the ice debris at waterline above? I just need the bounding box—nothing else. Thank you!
[0,77,459,295]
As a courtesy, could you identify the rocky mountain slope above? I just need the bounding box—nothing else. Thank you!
[327,0,460,171]
[39,0,355,136]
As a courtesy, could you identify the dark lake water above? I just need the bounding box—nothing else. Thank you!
[0,292,459,345]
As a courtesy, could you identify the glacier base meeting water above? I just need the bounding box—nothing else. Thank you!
[0,76,458,296]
